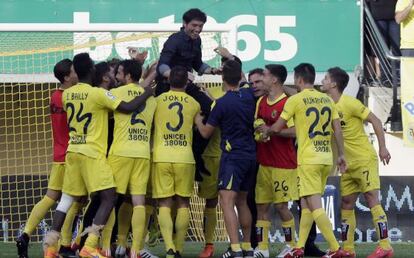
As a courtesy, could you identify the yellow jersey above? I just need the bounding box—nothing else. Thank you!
[152,90,200,163]
[281,88,339,165]
[396,0,414,48]
[335,94,377,163]
[62,83,121,158]
[202,83,225,158]
[109,83,157,159]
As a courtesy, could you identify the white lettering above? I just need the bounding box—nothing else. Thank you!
[226,15,261,61]
[264,16,297,61]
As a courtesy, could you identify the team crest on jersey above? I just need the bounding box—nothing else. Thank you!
[271,110,278,118]
[105,91,116,100]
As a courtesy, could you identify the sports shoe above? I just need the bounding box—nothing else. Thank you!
[140,248,159,258]
[166,249,176,258]
[290,248,304,258]
[367,246,394,258]
[243,249,254,258]
[322,248,348,258]
[175,251,183,258]
[199,243,214,258]
[221,247,243,258]
[43,246,59,258]
[276,245,294,258]
[16,233,29,258]
[59,245,78,258]
[79,246,108,258]
[115,245,127,258]
[253,248,269,258]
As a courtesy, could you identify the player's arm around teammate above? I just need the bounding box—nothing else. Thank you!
[43,53,155,258]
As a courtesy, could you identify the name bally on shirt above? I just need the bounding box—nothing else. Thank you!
[67,93,88,100]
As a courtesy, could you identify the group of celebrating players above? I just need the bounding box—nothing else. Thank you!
[15,8,394,258]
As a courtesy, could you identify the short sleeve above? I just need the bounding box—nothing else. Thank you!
[331,103,340,120]
[96,88,122,111]
[350,97,371,120]
[286,118,295,128]
[280,96,297,121]
[207,100,223,127]
[396,0,408,12]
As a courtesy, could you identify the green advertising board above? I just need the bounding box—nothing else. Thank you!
[0,0,361,73]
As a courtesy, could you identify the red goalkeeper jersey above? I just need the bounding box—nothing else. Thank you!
[256,94,297,169]
[50,89,69,162]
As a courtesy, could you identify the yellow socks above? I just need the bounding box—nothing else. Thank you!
[371,205,392,250]
[341,209,356,253]
[256,220,270,251]
[84,232,100,249]
[131,206,146,252]
[204,208,217,244]
[60,201,81,247]
[241,242,253,251]
[312,208,339,251]
[139,204,154,250]
[117,201,133,247]
[231,243,242,252]
[281,218,296,247]
[296,208,313,248]
[175,208,190,253]
[158,207,175,251]
[24,195,55,235]
[101,209,115,250]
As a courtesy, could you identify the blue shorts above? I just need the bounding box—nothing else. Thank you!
[217,155,256,192]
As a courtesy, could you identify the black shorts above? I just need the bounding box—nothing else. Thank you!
[217,156,256,192]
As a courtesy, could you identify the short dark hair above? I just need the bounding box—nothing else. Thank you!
[119,59,142,82]
[221,55,242,68]
[265,64,287,84]
[169,66,188,88]
[328,67,349,93]
[294,63,315,84]
[183,8,207,24]
[93,62,110,86]
[248,68,264,81]
[53,58,73,84]
[73,52,94,81]
[222,60,242,86]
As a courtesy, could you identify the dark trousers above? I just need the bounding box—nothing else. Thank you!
[376,19,401,82]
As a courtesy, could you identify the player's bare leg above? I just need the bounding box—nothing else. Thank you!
[219,190,244,258]
[236,191,253,258]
